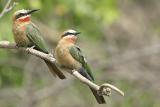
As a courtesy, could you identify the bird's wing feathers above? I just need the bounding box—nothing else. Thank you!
[70,46,106,104]
[69,46,94,80]
[26,23,48,53]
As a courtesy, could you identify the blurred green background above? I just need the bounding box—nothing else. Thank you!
[0,0,160,107]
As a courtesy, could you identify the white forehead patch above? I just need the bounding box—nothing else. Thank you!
[14,9,28,16]
[65,29,76,34]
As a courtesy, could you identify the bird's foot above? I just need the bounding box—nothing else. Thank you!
[26,45,35,54]
[15,44,19,48]
[30,45,35,49]
[48,53,53,57]
[98,83,124,97]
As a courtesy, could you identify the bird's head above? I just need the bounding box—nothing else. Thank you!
[61,29,81,43]
[13,9,39,23]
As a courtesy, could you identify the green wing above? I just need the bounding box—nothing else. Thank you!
[69,46,94,80]
[26,23,48,53]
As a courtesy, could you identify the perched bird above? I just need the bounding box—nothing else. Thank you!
[12,9,65,79]
[55,29,106,104]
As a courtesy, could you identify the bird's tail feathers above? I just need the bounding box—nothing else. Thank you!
[44,59,66,79]
[90,87,106,104]
[78,68,106,104]
[83,63,94,80]
[79,67,92,81]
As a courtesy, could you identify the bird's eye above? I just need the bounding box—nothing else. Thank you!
[61,32,68,37]
[61,32,77,37]
[16,13,26,19]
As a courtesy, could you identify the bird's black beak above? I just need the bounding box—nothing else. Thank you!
[75,32,81,36]
[27,9,40,15]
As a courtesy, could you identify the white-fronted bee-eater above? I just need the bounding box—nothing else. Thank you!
[55,29,106,104]
[12,9,65,79]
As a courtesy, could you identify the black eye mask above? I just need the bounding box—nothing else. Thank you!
[15,13,27,19]
[62,32,76,37]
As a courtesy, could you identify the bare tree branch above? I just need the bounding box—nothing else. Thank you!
[72,70,124,96]
[0,41,124,97]
[0,41,55,62]
[0,0,17,18]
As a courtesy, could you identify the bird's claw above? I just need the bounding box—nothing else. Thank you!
[30,45,35,49]
[98,83,124,97]
[48,53,53,57]
[26,46,35,54]
[26,48,31,54]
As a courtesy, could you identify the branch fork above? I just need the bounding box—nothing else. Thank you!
[71,70,124,97]
[98,83,124,96]
[0,0,18,18]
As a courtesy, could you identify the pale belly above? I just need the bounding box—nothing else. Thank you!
[13,25,32,47]
[55,46,81,70]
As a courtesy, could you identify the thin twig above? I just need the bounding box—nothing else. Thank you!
[0,0,17,18]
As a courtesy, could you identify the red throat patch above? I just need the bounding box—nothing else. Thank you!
[18,16,30,22]
[65,36,77,44]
